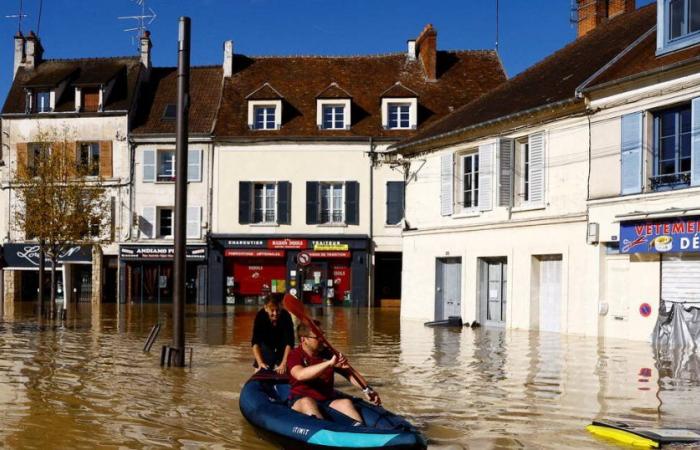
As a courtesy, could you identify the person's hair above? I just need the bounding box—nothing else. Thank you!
[296,320,321,341]
[264,293,283,306]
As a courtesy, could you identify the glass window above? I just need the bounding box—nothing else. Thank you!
[463,154,479,209]
[668,0,700,40]
[159,208,173,238]
[320,183,344,223]
[157,150,175,181]
[253,183,277,223]
[254,106,276,130]
[652,105,692,189]
[388,103,411,129]
[78,142,100,176]
[35,91,51,113]
[322,104,345,129]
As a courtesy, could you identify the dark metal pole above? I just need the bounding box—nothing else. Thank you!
[172,16,190,367]
[38,239,44,317]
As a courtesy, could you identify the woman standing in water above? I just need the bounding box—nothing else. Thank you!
[251,293,295,374]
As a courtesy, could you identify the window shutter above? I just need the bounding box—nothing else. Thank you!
[16,143,28,172]
[386,181,405,225]
[620,113,643,194]
[239,181,252,224]
[306,181,319,225]
[440,153,454,216]
[140,206,155,239]
[187,149,202,182]
[186,206,201,239]
[345,181,359,225]
[478,143,494,211]
[528,132,545,203]
[692,98,700,186]
[143,149,155,182]
[498,139,514,207]
[99,141,113,178]
[277,181,291,225]
[66,142,77,174]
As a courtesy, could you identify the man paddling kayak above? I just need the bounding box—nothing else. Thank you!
[287,322,381,424]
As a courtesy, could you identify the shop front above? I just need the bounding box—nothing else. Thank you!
[118,245,208,304]
[208,235,369,306]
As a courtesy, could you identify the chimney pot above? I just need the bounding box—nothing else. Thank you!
[139,31,152,79]
[223,40,234,78]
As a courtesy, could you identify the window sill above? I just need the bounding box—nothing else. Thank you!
[317,223,348,228]
[452,210,481,219]
[384,223,403,228]
[511,203,546,213]
[249,223,279,227]
[155,179,176,184]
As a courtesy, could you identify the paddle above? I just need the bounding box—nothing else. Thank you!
[283,293,380,404]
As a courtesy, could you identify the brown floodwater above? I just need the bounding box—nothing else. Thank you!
[1,302,699,449]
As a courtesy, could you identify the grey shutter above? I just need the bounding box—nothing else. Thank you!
[478,143,494,211]
[620,113,643,194]
[528,132,545,203]
[306,182,319,225]
[692,98,700,186]
[187,149,202,182]
[186,206,201,239]
[498,139,514,207]
[143,150,155,182]
[140,206,155,239]
[239,182,252,224]
[440,153,453,216]
[345,181,359,225]
[386,181,405,225]
[277,181,291,225]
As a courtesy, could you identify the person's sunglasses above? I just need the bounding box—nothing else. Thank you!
[305,335,319,340]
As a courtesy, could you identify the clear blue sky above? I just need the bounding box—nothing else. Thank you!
[1,0,654,107]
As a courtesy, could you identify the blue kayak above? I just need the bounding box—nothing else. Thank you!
[239,372,427,449]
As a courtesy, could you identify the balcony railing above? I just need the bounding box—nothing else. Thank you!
[650,172,690,190]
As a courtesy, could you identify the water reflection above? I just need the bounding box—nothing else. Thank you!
[0,304,699,449]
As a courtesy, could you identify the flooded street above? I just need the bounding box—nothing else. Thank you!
[1,303,699,449]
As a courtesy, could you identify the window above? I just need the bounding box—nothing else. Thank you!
[82,88,100,112]
[253,183,277,223]
[388,103,411,129]
[652,105,691,189]
[157,150,176,182]
[158,208,173,238]
[462,154,479,209]
[321,183,345,224]
[162,104,176,120]
[35,91,51,113]
[27,142,50,176]
[514,139,530,205]
[322,104,345,129]
[669,0,700,40]
[78,142,100,176]
[386,181,405,225]
[254,106,276,130]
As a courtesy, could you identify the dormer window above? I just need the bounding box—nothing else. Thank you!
[316,98,351,130]
[81,87,100,112]
[658,0,700,54]
[35,90,51,113]
[381,98,418,130]
[254,105,277,130]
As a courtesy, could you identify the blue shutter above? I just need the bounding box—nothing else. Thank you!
[440,153,453,216]
[345,181,359,225]
[621,112,643,194]
[239,182,252,224]
[143,150,155,183]
[277,181,291,225]
[306,182,319,225]
[386,181,405,225]
[692,98,700,186]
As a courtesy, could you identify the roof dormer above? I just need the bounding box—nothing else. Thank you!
[657,0,700,55]
[72,65,123,113]
[380,82,419,130]
[316,82,352,130]
[246,83,284,130]
[23,67,76,114]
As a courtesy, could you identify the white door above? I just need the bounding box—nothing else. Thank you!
[435,258,462,320]
[538,255,562,333]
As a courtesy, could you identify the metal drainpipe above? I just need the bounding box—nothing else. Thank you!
[368,137,375,309]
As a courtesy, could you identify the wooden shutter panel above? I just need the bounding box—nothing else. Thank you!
[66,142,77,176]
[345,181,359,225]
[186,206,201,239]
[386,181,405,225]
[528,132,546,203]
[306,182,319,225]
[140,206,155,239]
[239,181,252,224]
[440,153,454,216]
[620,113,643,194]
[142,149,155,182]
[16,143,28,173]
[277,181,291,225]
[478,143,494,211]
[691,98,700,186]
[99,141,113,178]
[187,149,202,182]
[498,139,514,207]
[83,88,100,112]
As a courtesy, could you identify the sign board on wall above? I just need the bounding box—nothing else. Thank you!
[3,243,93,268]
[119,245,207,261]
[312,241,349,251]
[621,216,700,254]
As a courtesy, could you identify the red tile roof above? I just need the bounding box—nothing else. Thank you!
[316,82,352,99]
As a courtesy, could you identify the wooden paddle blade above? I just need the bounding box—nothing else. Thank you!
[283,293,305,319]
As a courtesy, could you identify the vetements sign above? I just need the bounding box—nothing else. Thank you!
[621,216,700,253]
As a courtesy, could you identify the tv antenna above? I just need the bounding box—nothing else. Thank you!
[5,0,29,34]
[495,0,499,52]
[118,0,157,46]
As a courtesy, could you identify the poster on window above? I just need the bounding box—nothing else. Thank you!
[620,216,700,253]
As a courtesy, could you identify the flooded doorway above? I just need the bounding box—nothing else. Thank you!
[435,257,462,320]
[479,257,507,327]
[531,255,563,332]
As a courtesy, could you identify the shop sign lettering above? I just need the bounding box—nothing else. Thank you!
[3,243,92,268]
[312,241,349,251]
[225,240,265,248]
[268,238,307,249]
[307,251,351,258]
[225,249,284,258]
[120,246,207,260]
[621,216,700,254]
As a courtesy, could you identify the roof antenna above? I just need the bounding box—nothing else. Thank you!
[118,0,157,47]
[5,0,28,34]
[36,0,43,35]
[495,0,499,53]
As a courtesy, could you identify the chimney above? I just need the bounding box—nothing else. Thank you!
[416,24,437,81]
[577,0,636,38]
[22,31,43,71]
[13,32,25,78]
[223,40,234,78]
[140,30,152,77]
[406,39,417,61]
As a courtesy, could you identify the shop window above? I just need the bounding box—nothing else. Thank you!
[254,183,277,223]
[652,105,691,190]
[78,142,100,176]
[462,153,479,209]
[158,208,173,238]
[157,150,176,182]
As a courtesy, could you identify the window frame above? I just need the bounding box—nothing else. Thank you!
[322,104,346,130]
[651,104,692,190]
[78,142,101,176]
[319,182,345,224]
[387,103,412,130]
[158,207,174,238]
[253,105,277,130]
[381,97,418,130]
[658,0,700,55]
[35,90,51,113]
[514,138,531,205]
[156,149,176,182]
[462,153,480,210]
[252,182,278,224]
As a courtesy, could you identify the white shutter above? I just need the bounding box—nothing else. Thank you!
[528,132,545,204]
[478,143,494,211]
[498,139,514,207]
[143,150,155,183]
[440,153,454,216]
[141,206,156,239]
[187,206,202,239]
[620,113,643,194]
[662,255,700,302]
[691,98,700,186]
[187,149,203,182]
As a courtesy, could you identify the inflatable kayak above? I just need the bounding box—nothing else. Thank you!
[587,420,700,448]
[240,372,427,449]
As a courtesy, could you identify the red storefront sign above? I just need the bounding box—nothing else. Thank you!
[307,251,351,258]
[268,238,308,249]
[330,262,351,302]
[225,249,284,258]
[231,258,287,296]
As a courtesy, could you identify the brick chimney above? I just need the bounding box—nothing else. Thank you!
[13,32,25,78]
[223,40,234,78]
[416,24,437,81]
[577,0,636,38]
[140,30,152,79]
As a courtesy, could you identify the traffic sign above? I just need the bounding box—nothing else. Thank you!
[297,251,311,267]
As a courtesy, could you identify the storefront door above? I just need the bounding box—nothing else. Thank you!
[479,258,507,327]
[435,257,462,320]
[301,262,328,305]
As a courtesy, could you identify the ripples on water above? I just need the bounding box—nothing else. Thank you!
[1,303,699,449]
